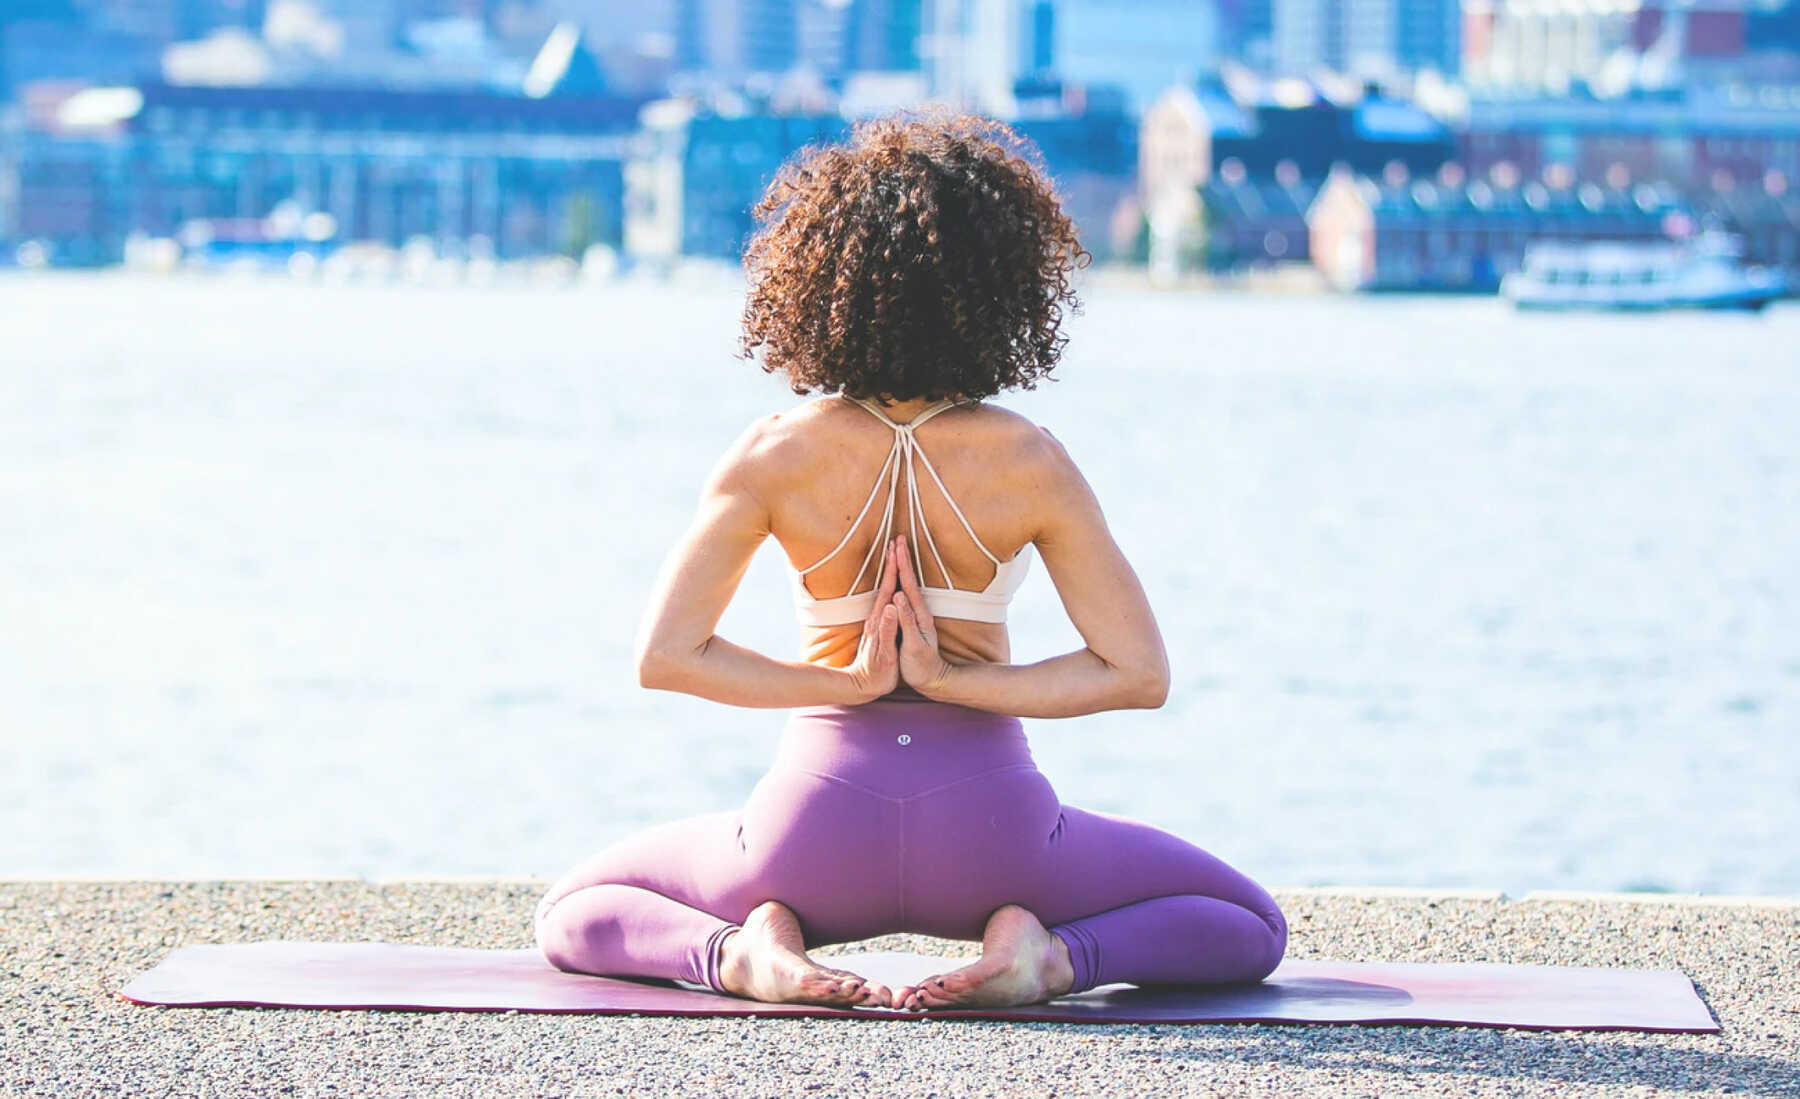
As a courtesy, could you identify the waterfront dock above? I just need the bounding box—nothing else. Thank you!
[4,880,1794,1096]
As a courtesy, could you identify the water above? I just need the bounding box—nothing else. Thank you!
[4,272,1796,896]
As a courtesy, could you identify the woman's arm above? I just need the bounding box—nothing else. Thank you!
[634,421,901,707]
[891,430,1170,718]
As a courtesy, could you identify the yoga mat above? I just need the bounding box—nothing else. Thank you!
[122,944,1718,1032]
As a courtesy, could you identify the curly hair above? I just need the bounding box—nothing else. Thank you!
[736,107,1090,403]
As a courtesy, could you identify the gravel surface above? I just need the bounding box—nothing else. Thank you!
[3,881,1794,1097]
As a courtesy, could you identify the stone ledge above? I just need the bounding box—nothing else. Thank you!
[4,880,1794,1097]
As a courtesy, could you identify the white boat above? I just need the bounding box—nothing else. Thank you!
[1501,232,1787,311]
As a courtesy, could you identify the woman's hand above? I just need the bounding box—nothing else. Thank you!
[842,542,902,702]
[890,536,954,696]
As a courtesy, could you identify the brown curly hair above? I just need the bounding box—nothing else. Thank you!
[736,107,1090,402]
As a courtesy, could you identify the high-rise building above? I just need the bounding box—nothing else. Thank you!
[847,0,923,71]
[677,0,798,76]
[1023,0,1053,74]
[1274,0,1457,76]
[744,0,800,71]
[924,0,1020,115]
[1749,0,1800,52]
[1221,0,1274,67]
[3,1,163,98]
[1396,0,1457,73]
[797,0,852,76]
[1464,0,1753,93]
[1052,0,1219,112]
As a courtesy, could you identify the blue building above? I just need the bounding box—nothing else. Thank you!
[1138,75,1456,277]
[622,85,1136,264]
[0,8,160,98]
[1013,80,1140,260]
[1053,0,1222,113]
[1309,172,1689,291]
[1214,89,1453,180]
[683,111,851,257]
[846,0,925,71]
[677,0,801,77]
[4,77,647,265]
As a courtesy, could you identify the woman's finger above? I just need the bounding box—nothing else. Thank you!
[896,595,937,667]
[892,535,922,601]
[894,592,917,639]
[893,588,933,648]
[875,605,898,664]
[892,537,933,630]
[874,538,900,605]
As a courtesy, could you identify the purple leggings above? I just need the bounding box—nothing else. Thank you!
[535,691,1287,994]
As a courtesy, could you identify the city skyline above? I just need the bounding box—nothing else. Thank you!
[1,0,1796,279]
[6,0,1800,116]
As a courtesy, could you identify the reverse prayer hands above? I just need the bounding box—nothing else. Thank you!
[889,535,955,697]
[844,538,902,702]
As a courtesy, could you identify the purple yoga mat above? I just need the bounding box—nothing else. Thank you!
[121,943,1718,1032]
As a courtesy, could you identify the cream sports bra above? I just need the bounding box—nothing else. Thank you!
[789,397,1032,627]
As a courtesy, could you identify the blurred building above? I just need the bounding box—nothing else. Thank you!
[1196,172,1317,270]
[1139,74,1454,277]
[625,100,849,261]
[1220,0,1275,69]
[1308,168,1688,290]
[3,74,644,265]
[1459,86,1800,195]
[1462,0,1757,94]
[1021,0,1054,74]
[1143,74,1452,189]
[923,0,1022,116]
[1011,77,1138,261]
[795,0,852,76]
[677,0,800,78]
[643,0,929,84]
[1703,183,1800,274]
[1050,0,1221,114]
[1273,0,1460,77]
[623,73,1135,264]
[1,4,162,97]
[846,0,926,72]
[1750,0,1800,55]
[1139,73,1451,266]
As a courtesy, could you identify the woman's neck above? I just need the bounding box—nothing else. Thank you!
[853,395,964,423]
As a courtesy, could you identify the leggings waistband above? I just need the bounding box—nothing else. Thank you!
[775,695,1035,800]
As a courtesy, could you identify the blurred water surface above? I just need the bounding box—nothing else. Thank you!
[4,273,1796,895]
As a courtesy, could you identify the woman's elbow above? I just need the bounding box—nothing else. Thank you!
[1128,667,1171,709]
[1127,649,1171,708]
[634,644,686,691]
[1105,655,1169,710]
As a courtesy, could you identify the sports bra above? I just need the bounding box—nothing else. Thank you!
[789,396,1032,626]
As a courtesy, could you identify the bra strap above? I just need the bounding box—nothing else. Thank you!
[797,396,985,597]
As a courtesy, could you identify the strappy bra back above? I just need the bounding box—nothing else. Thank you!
[789,397,1032,626]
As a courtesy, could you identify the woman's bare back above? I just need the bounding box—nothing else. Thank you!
[634,391,1164,717]
[746,396,1057,670]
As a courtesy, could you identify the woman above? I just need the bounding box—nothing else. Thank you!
[534,109,1287,1011]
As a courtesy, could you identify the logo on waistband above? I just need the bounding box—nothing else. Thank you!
[896,734,912,746]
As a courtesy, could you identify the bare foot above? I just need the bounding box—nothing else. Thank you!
[895,904,1076,1011]
[717,901,892,1009]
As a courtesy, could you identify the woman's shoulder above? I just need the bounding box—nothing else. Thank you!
[712,398,848,495]
[723,396,1073,482]
[946,401,1079,477]
[728,397,840,466]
